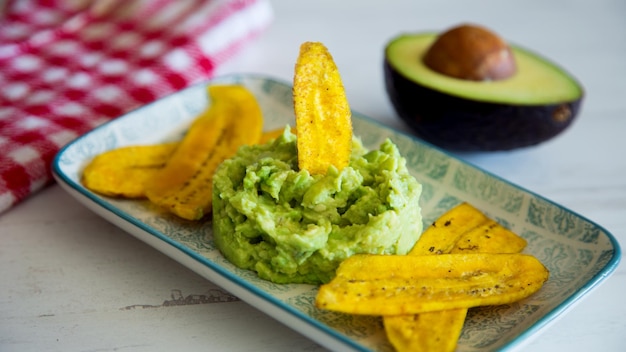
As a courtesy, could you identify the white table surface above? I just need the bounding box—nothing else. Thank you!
[2,0,625,351]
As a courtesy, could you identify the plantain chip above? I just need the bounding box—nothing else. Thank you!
[384,308,467,352]
[409,202,490,256]
[145,84,263,220]
[81,143,177,198]
[315,252,549,316]
[450,219,527,254]
[294,42,352,175]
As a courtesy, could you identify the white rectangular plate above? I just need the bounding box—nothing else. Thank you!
[53,74,620,352]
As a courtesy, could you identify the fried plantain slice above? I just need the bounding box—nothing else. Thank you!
[81,143,178,198]
[384,308,467,352]
[408,202,490,255]
[383,202,528,352]
[145,84,263,220]
[450,219,527,254]
[315,253,549,316]
[293,41,352,175]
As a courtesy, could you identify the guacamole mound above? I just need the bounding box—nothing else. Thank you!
[212,128,423,284]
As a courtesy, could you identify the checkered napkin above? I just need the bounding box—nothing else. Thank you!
[0,0,273,215]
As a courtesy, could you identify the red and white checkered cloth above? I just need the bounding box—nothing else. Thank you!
[0,0,273,215]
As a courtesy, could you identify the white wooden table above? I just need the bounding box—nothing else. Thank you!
[2,0,624,351]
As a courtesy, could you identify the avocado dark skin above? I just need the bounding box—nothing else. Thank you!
[384,60,583,151]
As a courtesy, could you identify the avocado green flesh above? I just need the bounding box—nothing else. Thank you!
[212,129,423,284]
[386,33,583,105]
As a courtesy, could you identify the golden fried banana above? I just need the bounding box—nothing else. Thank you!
[81,143,177,198]
[408,202,490,255]
[450,219,527,254]
[316,253,549,316]
[294,42,352,175]
[384,308,467,352]
[145,85,263,220]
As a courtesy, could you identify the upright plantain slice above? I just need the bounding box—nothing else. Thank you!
[294,41,352,175]
[383,202,528,352]
[145,84,263,220]
[82,143,178,198]
[315,253,549,316]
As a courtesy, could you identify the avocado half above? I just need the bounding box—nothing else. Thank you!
[384,32,584,151]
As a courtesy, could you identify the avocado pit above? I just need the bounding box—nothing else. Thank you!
[423,24,517,81]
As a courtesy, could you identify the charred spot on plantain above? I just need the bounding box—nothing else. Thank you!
[457,245,479,251]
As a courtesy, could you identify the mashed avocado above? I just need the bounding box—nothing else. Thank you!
[212,128,422,284]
